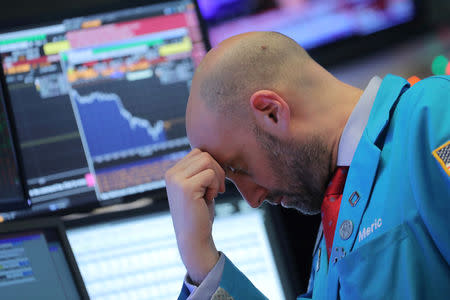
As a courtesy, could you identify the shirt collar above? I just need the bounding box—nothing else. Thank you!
[337,76,382,166]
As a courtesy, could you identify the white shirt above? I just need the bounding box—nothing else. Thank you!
[337,76,382,166]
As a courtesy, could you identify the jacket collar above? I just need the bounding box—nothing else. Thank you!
[325,74,410,298]
[332,74,410,260]
[312,75,409,258]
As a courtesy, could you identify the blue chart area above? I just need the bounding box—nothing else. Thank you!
[71,90,166,158]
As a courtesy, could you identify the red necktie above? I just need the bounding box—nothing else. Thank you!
[321,166,349,259]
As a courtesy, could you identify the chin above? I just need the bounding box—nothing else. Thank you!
[283,196,322,215]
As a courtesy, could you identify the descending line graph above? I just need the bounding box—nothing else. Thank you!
[74,90,165,140]
[70,89,167,158]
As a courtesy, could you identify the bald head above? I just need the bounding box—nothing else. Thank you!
[189,31,315,120]
[185,32,363,213]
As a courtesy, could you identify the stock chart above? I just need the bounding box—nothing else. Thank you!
[0,0,206,213]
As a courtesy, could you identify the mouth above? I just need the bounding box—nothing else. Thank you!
[274,196,283,205]
[264,194,285,206]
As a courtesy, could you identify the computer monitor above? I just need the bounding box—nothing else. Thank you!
[0,218,89,299]
[0,0,209,219]
[65,196,293,299]
[0,82,25,212]
[197,0,421,64]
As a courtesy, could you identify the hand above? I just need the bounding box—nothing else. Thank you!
[165,148,226,284]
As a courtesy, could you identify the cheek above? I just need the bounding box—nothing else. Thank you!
[250,162,280,189]
[246,149,281,187]
[244,134,288,189]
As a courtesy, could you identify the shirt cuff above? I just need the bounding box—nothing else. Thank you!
[183,252,225,299]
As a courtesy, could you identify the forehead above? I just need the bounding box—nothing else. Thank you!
[187,96,230,159]
[186,92,250,166]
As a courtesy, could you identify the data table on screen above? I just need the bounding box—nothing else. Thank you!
[67,203,286,300]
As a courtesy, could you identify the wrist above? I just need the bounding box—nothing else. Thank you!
[184,241,220,285]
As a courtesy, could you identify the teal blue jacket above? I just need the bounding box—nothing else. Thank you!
[179,75,450,300]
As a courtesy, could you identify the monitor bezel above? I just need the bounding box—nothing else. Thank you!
[0,0,211,217]
[0,217,90,300]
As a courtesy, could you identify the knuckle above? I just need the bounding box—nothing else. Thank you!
[199,157,211,169]
[199,151,211,161]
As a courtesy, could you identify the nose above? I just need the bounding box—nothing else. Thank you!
[229,175,267,208]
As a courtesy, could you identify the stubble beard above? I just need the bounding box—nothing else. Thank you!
[254,127,330,215]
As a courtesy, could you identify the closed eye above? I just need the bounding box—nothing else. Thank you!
[227,166,249,176]
[228,166,238,174]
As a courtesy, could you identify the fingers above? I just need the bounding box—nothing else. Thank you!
[168,148,225,196]
[189,168,220,202]
[183,152,225,192]
[168,148,201,174]
[164,149,220,283]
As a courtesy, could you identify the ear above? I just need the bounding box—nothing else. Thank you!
[249,90,291,137]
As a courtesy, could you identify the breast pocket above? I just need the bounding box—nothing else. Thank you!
[335,215,450,300]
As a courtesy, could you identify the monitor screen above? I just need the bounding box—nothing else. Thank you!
[66,198,287,299]
[0,0,208,219]
[0,219,88,299]
[0,83,25,212]
[198,0,416,49]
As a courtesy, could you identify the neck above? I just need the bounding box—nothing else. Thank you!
[291,67,363,176]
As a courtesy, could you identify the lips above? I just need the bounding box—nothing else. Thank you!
[273,196,283,205]
[264,194,284,206]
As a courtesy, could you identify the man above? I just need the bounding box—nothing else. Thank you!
[165,31,450,299]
